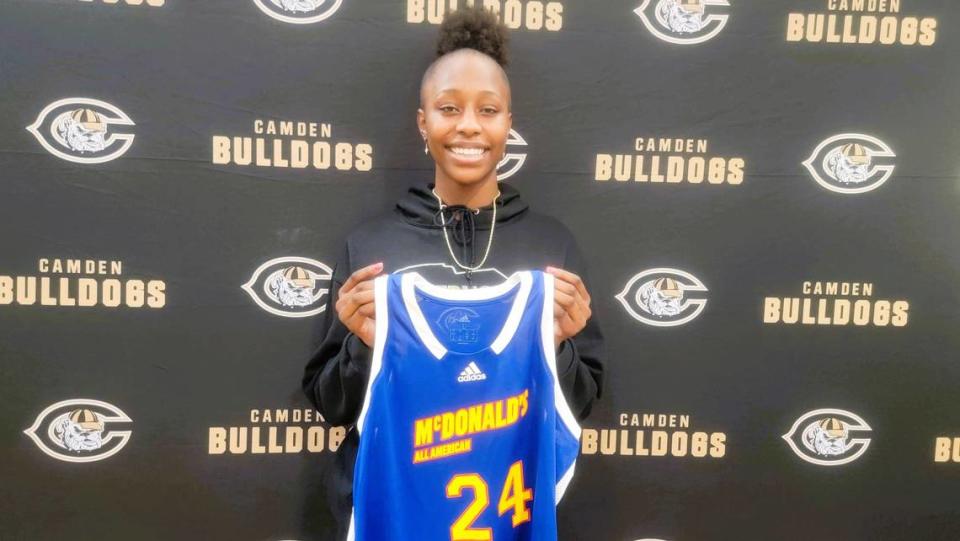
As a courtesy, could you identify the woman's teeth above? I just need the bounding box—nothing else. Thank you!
[450,147,486,156]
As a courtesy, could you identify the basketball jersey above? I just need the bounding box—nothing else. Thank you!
[347,269,581,541]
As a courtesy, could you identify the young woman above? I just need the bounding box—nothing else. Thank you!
[302,6,606,539]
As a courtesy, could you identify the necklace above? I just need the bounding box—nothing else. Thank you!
[431,187,500,272]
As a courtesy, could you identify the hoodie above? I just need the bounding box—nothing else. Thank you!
[301,181,606,539]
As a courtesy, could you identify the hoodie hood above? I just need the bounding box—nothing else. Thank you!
[394,181,529,270]
[395,181,529,230]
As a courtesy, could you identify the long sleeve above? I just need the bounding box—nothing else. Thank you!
[301,242,372,426]
[554,235,606,422]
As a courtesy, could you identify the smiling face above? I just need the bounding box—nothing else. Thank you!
[418,49,512,189]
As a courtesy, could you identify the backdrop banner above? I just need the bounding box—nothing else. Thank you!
[1,1,959,540]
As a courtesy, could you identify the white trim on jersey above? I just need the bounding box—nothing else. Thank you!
[401,270,533,359]
[347,274,389,541]
[540,272,583,503]
[489,272,533,355]
[356,274,389,434]
[346,514,355,541]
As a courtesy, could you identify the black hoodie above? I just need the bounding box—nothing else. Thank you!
[301,181,606,539]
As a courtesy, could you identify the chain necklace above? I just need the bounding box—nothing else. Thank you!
[432,187,500,272]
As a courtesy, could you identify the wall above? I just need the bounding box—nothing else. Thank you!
[2,1,959,540]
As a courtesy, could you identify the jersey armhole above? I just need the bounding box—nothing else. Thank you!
[539,272,582,503]
[355,274,389,434]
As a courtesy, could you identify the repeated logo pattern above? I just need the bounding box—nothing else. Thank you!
[5,1,956,538]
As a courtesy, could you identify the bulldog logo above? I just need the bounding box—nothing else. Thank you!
[783,408,872,466]
[802,133,896,194]
[252,0,343,24]
[24,399,133,463]
[634,0,731,45]
[616,268,708,327]
[242,256,333,317]
[26,98,135,164]
[497,129,528,181]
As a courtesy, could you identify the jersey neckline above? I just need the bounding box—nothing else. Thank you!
[400,270,534,360]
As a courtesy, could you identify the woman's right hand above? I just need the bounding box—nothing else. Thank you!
[335,262,384,348]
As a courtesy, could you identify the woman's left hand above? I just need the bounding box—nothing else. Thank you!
[545,266,592,351]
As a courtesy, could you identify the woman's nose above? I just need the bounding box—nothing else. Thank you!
[456,109,481,135]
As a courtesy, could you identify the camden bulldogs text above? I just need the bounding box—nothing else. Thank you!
[0,258,165,309]
[408,0,563,31]
[212,119,373,171]
[787,0,937,46]
[763,280,909,327]
[595,137,745,186]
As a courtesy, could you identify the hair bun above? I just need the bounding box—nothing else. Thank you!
[436,6,509,67]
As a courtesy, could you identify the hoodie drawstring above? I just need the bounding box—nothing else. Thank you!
[433,205,480,269]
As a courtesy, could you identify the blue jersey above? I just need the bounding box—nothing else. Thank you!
[348,270,581,541]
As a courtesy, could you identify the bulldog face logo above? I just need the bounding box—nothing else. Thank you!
[26,98,135,164]
[252,0,343,24]
[616,268,708,327]
[802,133,896,194]
[497,129,528,181]
[24,399,133,463]
[783,408,873,466]
[634,0,731,45]
[242,256,333,317]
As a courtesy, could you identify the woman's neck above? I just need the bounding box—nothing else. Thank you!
[433,177,499,209]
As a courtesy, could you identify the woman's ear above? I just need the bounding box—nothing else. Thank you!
[417,108,426,136]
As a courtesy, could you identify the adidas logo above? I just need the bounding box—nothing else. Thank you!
[457,361,487,383]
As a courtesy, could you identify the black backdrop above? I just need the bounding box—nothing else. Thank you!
[2,1,960,540]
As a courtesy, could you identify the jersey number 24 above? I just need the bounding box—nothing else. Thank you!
[446,460,534,541]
